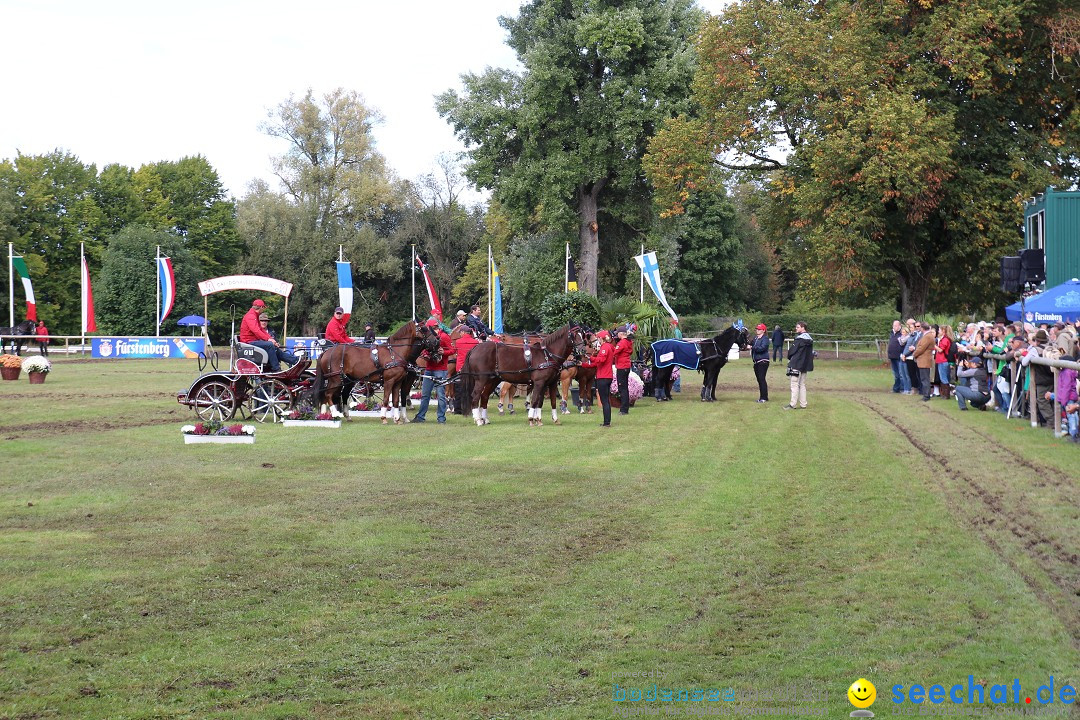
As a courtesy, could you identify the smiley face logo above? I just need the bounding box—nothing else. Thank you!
[848,678,876,709]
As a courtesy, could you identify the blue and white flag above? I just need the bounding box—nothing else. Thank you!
[490,251,504,334]
[336,261,353,322]
[634,251,681,337]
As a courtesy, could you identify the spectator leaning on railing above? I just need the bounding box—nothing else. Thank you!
[1020,329,1055,427]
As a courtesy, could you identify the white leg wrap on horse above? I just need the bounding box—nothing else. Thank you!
[481,408,488,422]
[472,408,480,424]
[551,408,558,422]
[380,407,387,419]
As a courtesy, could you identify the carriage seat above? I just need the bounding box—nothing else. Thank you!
[233,336,269,373]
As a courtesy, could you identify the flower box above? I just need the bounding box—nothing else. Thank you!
[348,410,383,418]
[27,371,46,384]
[1,367,20,381]
[184,434,255,444]
[282,419,342,428]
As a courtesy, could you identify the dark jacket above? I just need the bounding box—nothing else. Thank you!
[772,327,785,347]
[958,364,989,395]
[887,330,904,360]
[464,313,493,339]
[751,334,770,362]
[787,332,814,373]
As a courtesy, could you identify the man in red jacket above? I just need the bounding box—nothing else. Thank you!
[594,330,615,427]
[238,298,296,372]
[324,307,359,344]
[414,317,457,423]
[613,327,634,415]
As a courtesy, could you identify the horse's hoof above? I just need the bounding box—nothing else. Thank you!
[382,419,389,425]
[553,419,560,425]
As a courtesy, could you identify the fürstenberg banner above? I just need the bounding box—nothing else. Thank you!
[91,337,205,359]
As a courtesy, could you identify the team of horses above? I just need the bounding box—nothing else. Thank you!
[307,320,750,427]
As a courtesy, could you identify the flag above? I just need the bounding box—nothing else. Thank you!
[81,253,97,333]
[416,256,442,320]
[491,257,504,334]
[336,261,353,323]
[157,256,175,326]
[634,251,681,338]
[11,255,36,321]
[566,247,578,292]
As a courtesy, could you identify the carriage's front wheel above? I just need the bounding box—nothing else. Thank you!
[251,379,292,423]
[193,380,237,422]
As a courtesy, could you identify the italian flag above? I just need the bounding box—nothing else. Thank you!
[12,256,36,321]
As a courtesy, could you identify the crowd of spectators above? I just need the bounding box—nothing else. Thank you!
[887,317,1080,442]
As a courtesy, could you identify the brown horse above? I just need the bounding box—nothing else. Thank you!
[312,320,439,424]
[457,324,586,426]
[559,332,599,414]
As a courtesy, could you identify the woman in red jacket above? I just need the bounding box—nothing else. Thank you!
[594,330,615,427]
[613,327,634,414]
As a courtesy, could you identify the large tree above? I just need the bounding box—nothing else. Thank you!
[437,0,702,296]
[646,0,1079,316]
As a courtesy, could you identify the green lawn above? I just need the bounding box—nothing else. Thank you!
[1,356,1077,719]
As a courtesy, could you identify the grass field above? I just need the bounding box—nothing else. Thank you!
[1,355,1077,719]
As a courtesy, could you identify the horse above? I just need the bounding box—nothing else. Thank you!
[1,320,36,355]
[698,324,751,401]
[559,331,599,414]
[642,344,677,402]
[311,320,440,424]
[494,332,546,414]
[457,324,586,426]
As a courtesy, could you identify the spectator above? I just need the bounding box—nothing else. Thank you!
[887,320,905,393]
[1052,344,1078,441]
[998,334,1027,415]
[783,321,814,410]
[752,323,771,402]
[465,305,495,339]
[324,307,359,344]
[934,324,954,400]
[772,325,785,362]
[902,319,922,396]
[913,322,936,402]
[362,322,376,344]
[413,318,456,424]
[450,310,468,330]
[955,356,991,411]
[1021,329,1055,426]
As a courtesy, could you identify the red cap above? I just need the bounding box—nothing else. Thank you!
[425,318,439,327]
[596,330,610,340]
[253,299,265,307]
[756,323,768,331]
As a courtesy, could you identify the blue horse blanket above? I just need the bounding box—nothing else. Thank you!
[651,339,701,370]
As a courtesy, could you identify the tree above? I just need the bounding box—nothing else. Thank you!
[646,0,1079,316]
[96,225,202,336]
[437,0,702,296]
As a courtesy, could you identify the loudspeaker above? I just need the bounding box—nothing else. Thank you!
[1000,256,1023,293]
[1020,248,1045,285]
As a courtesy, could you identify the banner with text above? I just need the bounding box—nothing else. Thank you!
[92,337,205,359]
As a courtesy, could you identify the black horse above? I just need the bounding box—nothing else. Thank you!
[0,320,36,355]
[699,325,750,402]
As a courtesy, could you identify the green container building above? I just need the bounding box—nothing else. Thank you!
[1024,187,1080,287]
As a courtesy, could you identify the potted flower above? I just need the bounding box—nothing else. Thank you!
[0,354,21,381]
[22,356,51,384]
[347,395,383,417]
[181,421,256,444]
[282,404,341,428]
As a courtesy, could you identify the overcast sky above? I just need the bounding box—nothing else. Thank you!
[0,0,728,200]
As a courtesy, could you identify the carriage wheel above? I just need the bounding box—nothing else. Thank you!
[348,381,384,412]
[251,379,292,423]
[193,380,237,422]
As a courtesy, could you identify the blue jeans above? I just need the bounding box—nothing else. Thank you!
[249,340,297,372]
[955,385,989,410]
[1068,411,1078,437]
[890,359,904,392]
[897,361,911,393]
[415,369,448,422]
[937,362,951,385]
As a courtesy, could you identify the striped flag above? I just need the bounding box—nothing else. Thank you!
[157,256,175,326]
[490,252,504,334]
[566,248,578,292]
[416,256,442,321]
[336,261,353,323]
[634,251,681,337]
[81,248,97,333]
[11,255,36,321]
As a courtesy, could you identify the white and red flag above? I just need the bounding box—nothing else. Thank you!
[81,244,97,332]
[415,256,442,321]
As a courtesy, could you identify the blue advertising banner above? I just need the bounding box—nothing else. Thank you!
[92,337,205,359]
[286,337,323,359]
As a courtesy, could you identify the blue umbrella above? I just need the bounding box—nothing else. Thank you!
[1005,278,1080,323]
[176,315,208,326]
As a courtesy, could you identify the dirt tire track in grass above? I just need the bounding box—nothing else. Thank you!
[856,395,1079,646]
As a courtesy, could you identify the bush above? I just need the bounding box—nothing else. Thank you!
[538,291,601,331]
[759,308,898,337]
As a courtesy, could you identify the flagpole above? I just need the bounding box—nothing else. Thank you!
[8,243,13,328]
[339,245,344,263]
[411,245,416,320]
[565,243,570,293]
[640,244,645,303]
[156,246,162,338]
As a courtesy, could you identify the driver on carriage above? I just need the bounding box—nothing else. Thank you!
[464,305,496,340]
[324,306,361,344]
[239,298,298,373]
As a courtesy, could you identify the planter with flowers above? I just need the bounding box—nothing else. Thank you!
[22,356,51,384]
[347,395,383,418]
[1,354,21,381]
[182,422,256,444]
[608,370,645,409]
[282,405,341,428]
